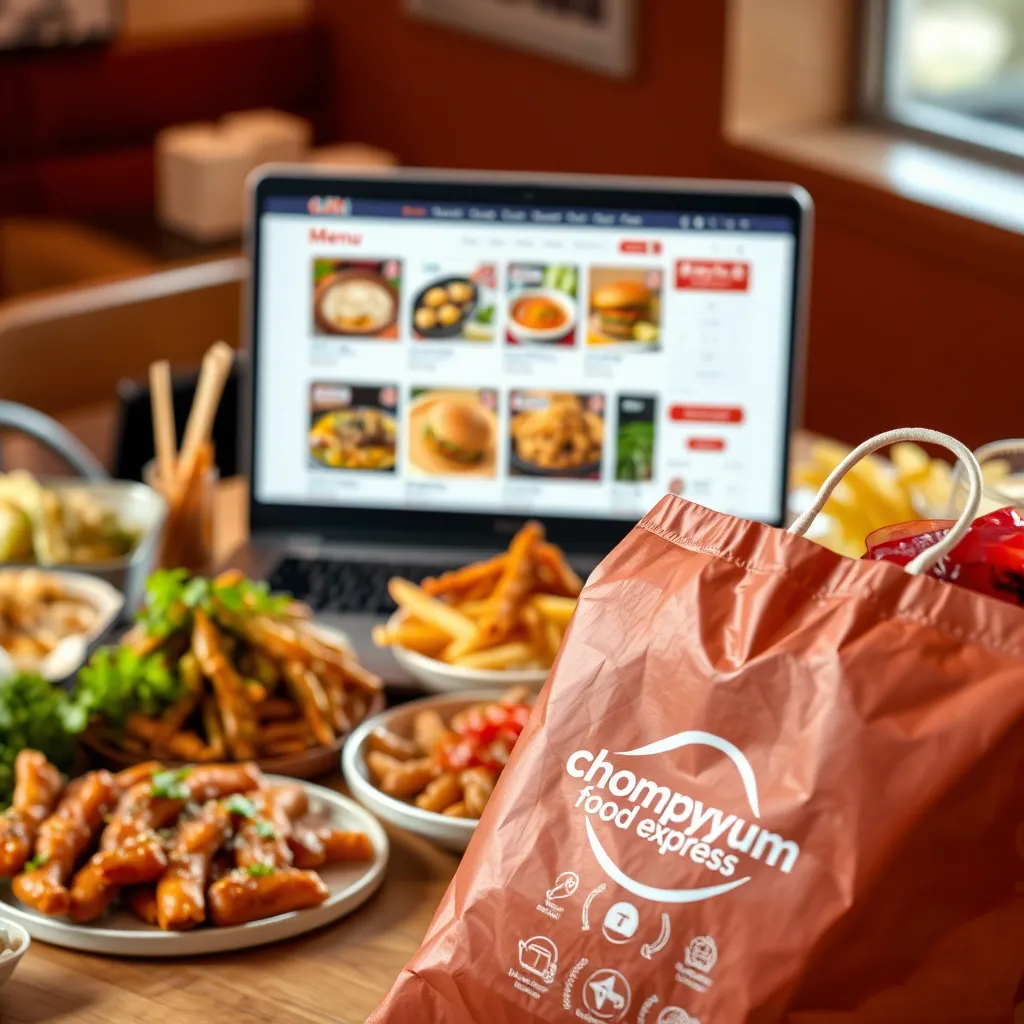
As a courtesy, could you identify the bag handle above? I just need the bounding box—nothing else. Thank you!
[788,428,983,576]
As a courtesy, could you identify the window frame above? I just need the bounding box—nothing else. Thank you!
[860,0,1024,167]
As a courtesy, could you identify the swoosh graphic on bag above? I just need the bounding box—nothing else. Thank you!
[584,818,751,902]
[615,730,761,818]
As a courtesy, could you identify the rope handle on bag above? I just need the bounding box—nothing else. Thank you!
[787,428,983,576]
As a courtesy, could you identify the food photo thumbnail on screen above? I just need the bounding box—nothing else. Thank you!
[509,390,604,481]
[506,263,578,347]
[615,395,658,483]
[587,266,663,350]
[411,263,497,342]
[407,388,499,479]
[312,257,402,339]
[308,383,399,471]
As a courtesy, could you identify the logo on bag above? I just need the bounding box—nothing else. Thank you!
[566,731,800,903]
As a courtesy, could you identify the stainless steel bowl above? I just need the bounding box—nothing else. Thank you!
[8,480,167,617]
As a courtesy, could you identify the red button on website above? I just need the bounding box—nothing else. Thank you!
[619,240,648,254]
[670,405,744,423]
[675,259,750,291]
[687,438,726,452]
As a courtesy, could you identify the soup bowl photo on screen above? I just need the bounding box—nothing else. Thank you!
[507,289,576,344]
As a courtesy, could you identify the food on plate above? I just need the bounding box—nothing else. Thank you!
[422,286,449,309]
[511,393,602,472]
[792,439,957,557]
[0,750,64,877]
[423,399,494,468]
[310,408,397,470]
[616,420,655,481]
[365,689,533,818]
[319,275,396,333]
[0,569,102,672]
[373,521,580,669]
[437,302,461,327]
[412,277,479,337]
[0,921,22,961]
[81,569,382,764]
[414,307,437,331]
[510,294,568,332]
[590,279,658,342]
[1,752,374,930]
[0,471,139,566]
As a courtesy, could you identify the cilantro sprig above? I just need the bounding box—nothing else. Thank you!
[150,767,192,801]
[246,863,276,878]
[0,674,77,807]
[68,647,179,732]
[135,569,292,639]
[224,794,258,819]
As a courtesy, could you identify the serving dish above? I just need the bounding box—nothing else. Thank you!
[0,918,29,988]
[314,270,398,336]
[0,569,124,683]
[32,480,166,616]
[412,275,479,338]
[343,693,514,853]
[506,288,576,344]
[0,775,389,957]
[386,622,547,693]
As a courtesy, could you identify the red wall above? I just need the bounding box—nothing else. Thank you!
[315,1,727,178]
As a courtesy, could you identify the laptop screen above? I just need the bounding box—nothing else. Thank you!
[250,175,807,539]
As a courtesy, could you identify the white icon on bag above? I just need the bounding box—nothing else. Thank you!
[583,968,632,1021]
[657,1008,700,1024]
[675,934,717,994]
[685,935,717,974]
[545,871,579,902]
[601,901,639,944]
[640,912,671,959]
[518,935,558,984]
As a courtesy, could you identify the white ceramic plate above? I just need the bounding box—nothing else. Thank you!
[343,692,516,853]
[385,615,548,694]
[0,776,389,958]
[0,919,30,989]
[0,570,124,682]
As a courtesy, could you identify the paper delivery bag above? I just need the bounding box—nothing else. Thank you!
[369,431,1024,1023]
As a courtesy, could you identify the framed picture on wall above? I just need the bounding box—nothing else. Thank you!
[404,0,636,78]
[0,0,119,51]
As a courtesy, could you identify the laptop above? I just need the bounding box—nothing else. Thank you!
[240,169,812,681]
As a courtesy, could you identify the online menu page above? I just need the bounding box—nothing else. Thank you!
[253,199,798,523]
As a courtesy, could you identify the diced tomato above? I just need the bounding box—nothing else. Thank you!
[439,704,532,772]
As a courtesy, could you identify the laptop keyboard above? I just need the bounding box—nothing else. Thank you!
[267,557,460,614]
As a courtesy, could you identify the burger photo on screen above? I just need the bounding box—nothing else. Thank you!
[588,273,661,346]
[408,391,498,478]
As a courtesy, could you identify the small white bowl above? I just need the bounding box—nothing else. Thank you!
[0,570,124,682]
[0,917,30,988]
[343,692,512,853]
[390,642,548,694]
[507,288,577,344]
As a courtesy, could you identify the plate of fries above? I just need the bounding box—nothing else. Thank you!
[80,570,384,779]
[372,521,580,692]
[0,755,388,957]
[343,690,533,852]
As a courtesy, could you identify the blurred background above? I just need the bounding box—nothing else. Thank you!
[1,0,1022,475]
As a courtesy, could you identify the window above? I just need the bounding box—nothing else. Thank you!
[864,0,1024,162]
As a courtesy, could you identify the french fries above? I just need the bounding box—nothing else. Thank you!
[365,690,532,819]
[792,439,960,558]
[375,522,580,671]
[88,571,383,765]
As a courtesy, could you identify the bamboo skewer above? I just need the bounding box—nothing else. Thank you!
[174,341,233,503]
[148,360,178,495]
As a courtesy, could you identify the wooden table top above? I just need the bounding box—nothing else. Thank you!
[2,479,459,1024]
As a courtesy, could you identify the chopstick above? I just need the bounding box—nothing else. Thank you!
[174,341,233,501]
[148,360,178,495]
